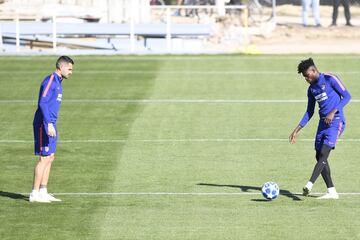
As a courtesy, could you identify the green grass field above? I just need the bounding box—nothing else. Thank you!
[0,55,360,240]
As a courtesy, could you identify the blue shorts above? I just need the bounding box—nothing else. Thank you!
[33,124,58,156]
[315,117,345,152]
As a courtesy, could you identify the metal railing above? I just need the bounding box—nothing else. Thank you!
[2,3,276,53]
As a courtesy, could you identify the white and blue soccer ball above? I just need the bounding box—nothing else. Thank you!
[261,182,280,200]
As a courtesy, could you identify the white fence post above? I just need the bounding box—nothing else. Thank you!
[0,23,3,51]
[130,3,135,53]
[141,0,150,23]
[16,12,20,52]
[52,14,57,53]
[272,0,277,19]
[166,7,171,53]
[216,0,225,17]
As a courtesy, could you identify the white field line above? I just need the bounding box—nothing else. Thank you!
[0,70,360,75]
[17,192,360,196]
[1,138,360,144]
[1,99,360,104]
[1,55,360,61]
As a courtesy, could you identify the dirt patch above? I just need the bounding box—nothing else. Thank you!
[251,5,360,54]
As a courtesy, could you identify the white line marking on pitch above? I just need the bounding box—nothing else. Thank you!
[0,70,359,75]
[1,139,360,144]
[1,55,360,61]
[17,192,360,196]
[1,99,360,104]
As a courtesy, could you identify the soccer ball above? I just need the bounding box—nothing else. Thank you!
[261,182,280,200]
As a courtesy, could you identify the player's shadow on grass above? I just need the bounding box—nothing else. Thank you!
[197,183,302,201]
[0,191,28,201]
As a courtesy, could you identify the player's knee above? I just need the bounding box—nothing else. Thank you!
[40,155,52,164]
[318,145,331,163]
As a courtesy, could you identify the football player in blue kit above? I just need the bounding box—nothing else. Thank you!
[289,58,351,199]
[30,56,74,203]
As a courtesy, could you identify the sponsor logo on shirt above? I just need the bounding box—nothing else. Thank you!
[315,92,328,102]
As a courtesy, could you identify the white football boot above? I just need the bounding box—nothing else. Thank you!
[39,188,62,202]
[317,187,339,200]
[302,181,313,196]
[44,193,62,202]
[29,192,51,203]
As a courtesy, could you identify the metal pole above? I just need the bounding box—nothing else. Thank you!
[166,7,171,53]
[15,12,20,52]
[107,0,111,23]
[52,14,57,53]
[0,23,3,51]
[130,3,135,53]
[216,0,225,17]
[272,0,277,20]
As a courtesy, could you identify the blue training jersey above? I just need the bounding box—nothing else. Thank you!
[299,73,351,127]
[33,73,63,126]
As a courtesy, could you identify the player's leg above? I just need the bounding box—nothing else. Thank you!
[304,150,334,195]
[343,0,351,25]
[303,123,324,196]
[30,124,51,202]
[317,120,344,199]
[39,126,62,202]
[30,155,52,203]
[331,0,340,25]
[39,154,61,202]
[316,155,339,199]
[33,155,53,189]
[301,0,310,26]
[303,145,331,196]
[312,0,321,26]
[318,151,334,188]
[309,144,332,185]
[40,154,54,187]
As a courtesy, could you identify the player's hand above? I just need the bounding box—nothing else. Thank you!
[48,123,56,137]
[289,125,301,144]
[324,111,336,125]
[289,131,297,144]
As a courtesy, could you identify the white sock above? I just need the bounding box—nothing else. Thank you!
[305,181,313,190]
[328,187,337,194]
[31,189,39,196]
[39,187,48,194]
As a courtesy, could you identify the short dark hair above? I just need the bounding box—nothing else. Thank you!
[56,56,74,69]
[297,58,315,74]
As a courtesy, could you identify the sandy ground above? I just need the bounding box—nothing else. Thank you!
[251,5,360,54]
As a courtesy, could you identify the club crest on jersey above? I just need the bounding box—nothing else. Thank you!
[321,84,326,90]
[57,93,63,102]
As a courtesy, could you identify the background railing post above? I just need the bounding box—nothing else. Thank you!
[272,0,277,19]
[0,23,3,52]
[130,10,135,53]
[15,11,20,52]
[52,14,57,53]
[166,7,171,53]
